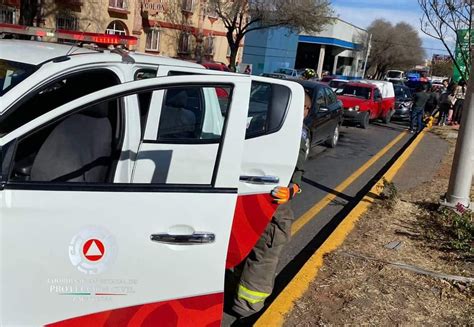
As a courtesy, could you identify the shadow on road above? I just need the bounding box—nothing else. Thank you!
[223,131,418,326]
[302,177,353,202]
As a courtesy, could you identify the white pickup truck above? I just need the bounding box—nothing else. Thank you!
[0,40,304,326]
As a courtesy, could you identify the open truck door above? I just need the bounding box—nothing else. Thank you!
[155,66,304,269]
[0,71,304,325]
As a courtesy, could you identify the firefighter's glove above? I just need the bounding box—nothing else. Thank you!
[271,184,301,204]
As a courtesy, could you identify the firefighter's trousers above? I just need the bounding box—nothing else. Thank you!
[232,202,294,317]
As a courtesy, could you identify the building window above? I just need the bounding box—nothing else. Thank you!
[106,20,128,36]
[178,32,191,54]
[204,36,215,56]
[0,6,16,24]
[56,14,79,30]
[146,28,160,52]
[206,3,218,18]
[109,0,127,10]
[182,0,194,12]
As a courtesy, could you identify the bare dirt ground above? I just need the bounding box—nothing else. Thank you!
[285,127,473,326]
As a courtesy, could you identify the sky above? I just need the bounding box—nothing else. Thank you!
[331,0,451,59]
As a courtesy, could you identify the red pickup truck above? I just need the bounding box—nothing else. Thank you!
[337,81,395,128]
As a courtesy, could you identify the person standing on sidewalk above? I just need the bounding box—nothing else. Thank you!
[437,85,454,126]
[232,92,311,318]
[452,79,466,126]
[410,84,430,133]
[425,86,439,116]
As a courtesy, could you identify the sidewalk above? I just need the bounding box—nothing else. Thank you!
[284,127,473,325]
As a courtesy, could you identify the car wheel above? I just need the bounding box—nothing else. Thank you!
[325,124,340,148]
[383,109,394,124]
[360,112,370,129]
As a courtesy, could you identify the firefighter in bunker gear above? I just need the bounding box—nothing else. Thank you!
[232,92,311,317]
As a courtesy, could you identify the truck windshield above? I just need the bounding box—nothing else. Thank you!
[0,59,37,96]
[341,85,371,99]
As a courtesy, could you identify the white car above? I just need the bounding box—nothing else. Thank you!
[384,69,406,83]
[0,40,304,325]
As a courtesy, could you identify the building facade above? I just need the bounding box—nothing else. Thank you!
[243,18,369,78]
[242,27,298,76]
[0,0,242,64]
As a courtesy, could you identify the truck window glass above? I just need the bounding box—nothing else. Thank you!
[0,59,37,96]
[9,97,124,184]
[157,85,230,142]
[0,69,120,137]
[246,82,290,139]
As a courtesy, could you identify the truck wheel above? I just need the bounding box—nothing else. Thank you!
[383,110,394,124]
[325,124,340,148]
[360,112,370,129]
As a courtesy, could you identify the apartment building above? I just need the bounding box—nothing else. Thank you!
[0,0,242,64]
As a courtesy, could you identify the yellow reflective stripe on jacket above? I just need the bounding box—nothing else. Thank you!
[237,284,270,304]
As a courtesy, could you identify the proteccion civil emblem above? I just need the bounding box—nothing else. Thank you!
[69,226,118,275]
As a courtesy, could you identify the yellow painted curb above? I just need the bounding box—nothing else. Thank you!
[255,131,427,327]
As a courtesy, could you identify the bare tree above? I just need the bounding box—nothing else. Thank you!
[367,19,425,78]
[419,0,472,81]
[19,0,41,26]
[209,0,333,71]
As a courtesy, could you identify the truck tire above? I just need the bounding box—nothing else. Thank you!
[360,112,370,129]
[383,109,394,124]
[325,124,340,148]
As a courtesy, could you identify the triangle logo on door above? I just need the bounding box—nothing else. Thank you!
[83,239,105,262]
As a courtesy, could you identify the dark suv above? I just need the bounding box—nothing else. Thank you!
[393,84,413,120]
[295,80,343,158]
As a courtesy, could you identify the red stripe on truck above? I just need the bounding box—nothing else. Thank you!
[225,194,278,269]
[47,293,223,327]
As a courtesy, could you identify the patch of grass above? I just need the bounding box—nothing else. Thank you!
[412,202,473,261]
[379,178,398,209]
[433,208,473,259]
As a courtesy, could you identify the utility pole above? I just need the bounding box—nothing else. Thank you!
[362,33,372,79]
[444,1,474,209]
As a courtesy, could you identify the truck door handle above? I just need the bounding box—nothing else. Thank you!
[240,175,280,184]
[150,232,215,245]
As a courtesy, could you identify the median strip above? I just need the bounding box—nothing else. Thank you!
[255,130,426,327]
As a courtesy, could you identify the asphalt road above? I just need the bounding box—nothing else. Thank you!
[222,118,415,326]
